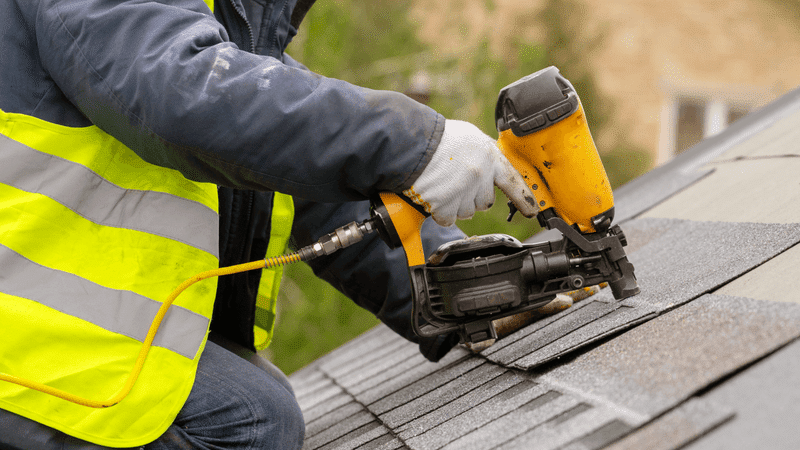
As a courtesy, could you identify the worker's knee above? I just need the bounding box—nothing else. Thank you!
[148,341,305,450]
[250,384,305,450]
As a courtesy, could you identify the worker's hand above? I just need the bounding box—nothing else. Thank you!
[403,119,539,227]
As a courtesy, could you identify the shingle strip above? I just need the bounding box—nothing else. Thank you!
[337,344,421,390]
[490,218,800,371]
[318,326,399,375]
[367,354,483,415]
[436,393,582,450]
[485,300,621,365]
[378,363,507,429]
[541,294,800,417]
[395,371,526,440]
[684,340,800,450]
[355,347,471,406]
[317,421,387,450]
[510,300,658,369]
[494,407,625,450]
[404,381,552,450]
[305,402,365,439]
[303,410,375,450]
[302,392,355,425]
[604,397,733,450]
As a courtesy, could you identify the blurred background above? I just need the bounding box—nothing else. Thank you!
[264,0,800,374]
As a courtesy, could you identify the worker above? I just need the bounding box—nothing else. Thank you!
[0,0,537,448]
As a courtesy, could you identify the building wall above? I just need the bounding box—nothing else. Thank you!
[409,0,800,165]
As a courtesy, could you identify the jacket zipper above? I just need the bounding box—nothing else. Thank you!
[227,0,255,53]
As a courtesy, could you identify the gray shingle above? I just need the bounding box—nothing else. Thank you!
[356,435,407,450]
[541,294,800,417]
[291,366,324,393]
[325,337,410,380]
[494,408,628,450]
[510,299,657,369]
[559,419,634,450]
[377,362,507,429]
[318,326,400,375]
[404,381,552,450]
[604,218,800,312]
[684,339,800,450]
[336,344,421,390]
[302,392,355,424]
[303,410,376,450]
[604,397,733,450]
[367,353,483,415]
[297,379,345,413]
[305,402,364,439]
[489,218,800,371]
[439,393,595,450]
[395,371,526,440]
[355,346,471,406]
[483,299,620,364]
[317,421,387,450]
[349,352,428,396]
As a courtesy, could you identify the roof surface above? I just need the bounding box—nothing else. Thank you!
[288,86,800,450]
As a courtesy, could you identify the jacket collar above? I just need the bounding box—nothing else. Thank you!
[224,0,315,58]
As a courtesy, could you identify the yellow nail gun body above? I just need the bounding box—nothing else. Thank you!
[370,67,639,344]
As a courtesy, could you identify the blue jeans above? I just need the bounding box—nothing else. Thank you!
[0,334,305,450]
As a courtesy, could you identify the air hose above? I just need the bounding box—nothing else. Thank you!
[0,219,376,408]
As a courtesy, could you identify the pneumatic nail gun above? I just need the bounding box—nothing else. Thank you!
[368,66,640,344]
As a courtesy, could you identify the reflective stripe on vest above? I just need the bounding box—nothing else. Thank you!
[0,110,219,447]
[254,192,294,350]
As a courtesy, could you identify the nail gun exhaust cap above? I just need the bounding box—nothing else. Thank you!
[495,66,580,137]
[427,234,523,266]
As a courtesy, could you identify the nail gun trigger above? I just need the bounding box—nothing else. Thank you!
[506,201,518,222]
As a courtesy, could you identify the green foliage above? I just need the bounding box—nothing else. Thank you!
[290,0,425,89]
[601,146,652,189]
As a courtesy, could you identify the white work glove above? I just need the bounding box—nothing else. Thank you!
[403,119,539,227]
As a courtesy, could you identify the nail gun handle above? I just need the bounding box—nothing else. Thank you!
[370,192,428,267]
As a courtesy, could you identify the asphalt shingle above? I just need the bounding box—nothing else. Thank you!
[540,294,800,417]
[684,339,800,450]
[353,347,471,406]
[604,398,733,450]
[484,218,800,370]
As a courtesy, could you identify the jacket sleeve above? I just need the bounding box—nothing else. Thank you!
[291,197,466,360]
[36,0,444,202]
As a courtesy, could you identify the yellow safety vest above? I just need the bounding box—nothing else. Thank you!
[255,192,294,350]
[0,109,217,446]
[0,1,294,445]
[0,116,292,445]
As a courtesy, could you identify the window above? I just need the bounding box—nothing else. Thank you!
[657,79,769,165]
[675,99,706,155]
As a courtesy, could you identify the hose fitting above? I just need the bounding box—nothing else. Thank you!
[297,220,376,261]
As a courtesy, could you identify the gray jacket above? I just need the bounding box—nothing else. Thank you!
[1,0,464,359]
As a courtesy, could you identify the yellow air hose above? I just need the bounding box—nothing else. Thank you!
[0,216,377,408]
[0,253,303,408]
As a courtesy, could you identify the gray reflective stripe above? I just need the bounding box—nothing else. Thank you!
[0,244,208,359]
[0,134,218,258]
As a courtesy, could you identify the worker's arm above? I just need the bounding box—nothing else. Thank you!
[36,0,443,202]
[291,197,465,361]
